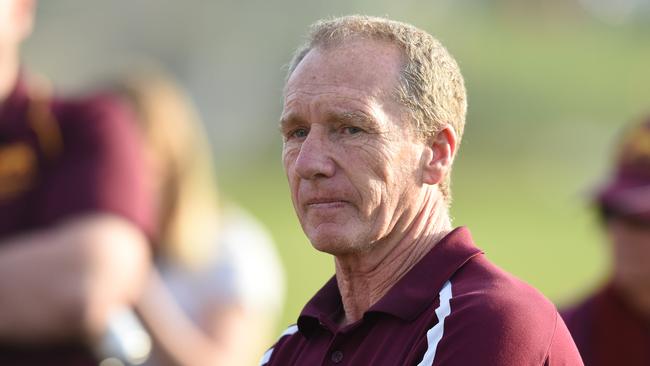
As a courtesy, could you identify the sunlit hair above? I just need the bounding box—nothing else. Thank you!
[286,15,467,203]
[110,69,220,268]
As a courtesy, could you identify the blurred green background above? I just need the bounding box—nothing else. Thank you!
[25,0,650,332]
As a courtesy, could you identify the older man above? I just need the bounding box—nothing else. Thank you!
[262,15,583,366]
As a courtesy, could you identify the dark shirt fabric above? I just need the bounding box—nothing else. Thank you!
[561,284,650,366]
[0,76,154,365]
[263,227,583,366]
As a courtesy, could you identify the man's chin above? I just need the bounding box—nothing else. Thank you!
[307,231,354,255]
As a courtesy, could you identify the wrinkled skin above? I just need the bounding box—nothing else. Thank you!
[281,39,431,256]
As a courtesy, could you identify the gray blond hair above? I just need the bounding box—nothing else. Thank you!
[286,15,467,203]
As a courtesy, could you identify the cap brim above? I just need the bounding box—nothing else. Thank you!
[597,178,650,217]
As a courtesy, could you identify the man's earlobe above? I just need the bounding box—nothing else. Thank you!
[422,126,457,185]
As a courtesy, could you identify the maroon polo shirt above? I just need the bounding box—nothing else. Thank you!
[0,77,154,365]
[262,227,583,365]
[561,284,650,366]
[0,77,154,238]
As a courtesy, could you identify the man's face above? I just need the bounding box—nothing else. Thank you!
[281,39,428,255]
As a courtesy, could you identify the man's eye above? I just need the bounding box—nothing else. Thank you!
[343,126,362,135]
[291,128,308,138]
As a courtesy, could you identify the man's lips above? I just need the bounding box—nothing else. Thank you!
[303,198,349,208]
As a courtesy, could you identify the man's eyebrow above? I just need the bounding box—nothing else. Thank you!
[278,110,376,131]
[278,113,302,131]
[328,110,374,125]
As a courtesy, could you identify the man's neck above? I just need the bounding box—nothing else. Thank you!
[334,189,451,325]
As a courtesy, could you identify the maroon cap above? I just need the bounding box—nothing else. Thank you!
[597,115,650,219]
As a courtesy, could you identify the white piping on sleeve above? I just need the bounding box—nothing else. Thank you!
[417,280,453,366]
[259,324,299,365]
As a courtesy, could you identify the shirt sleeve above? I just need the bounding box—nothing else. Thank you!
[34,93,155,238]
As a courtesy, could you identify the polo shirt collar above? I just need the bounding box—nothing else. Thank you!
[297,226,483,334]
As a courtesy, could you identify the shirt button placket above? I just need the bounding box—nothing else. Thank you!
[330,350,344,364]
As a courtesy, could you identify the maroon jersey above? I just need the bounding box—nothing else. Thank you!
[262,227,583,366]
[561,284,650,366]
[0,77,154,365]
[0,77,153,238]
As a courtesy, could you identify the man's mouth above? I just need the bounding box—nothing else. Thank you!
[304,198,349,209]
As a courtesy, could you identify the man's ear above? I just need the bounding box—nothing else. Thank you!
[421,126,457,185]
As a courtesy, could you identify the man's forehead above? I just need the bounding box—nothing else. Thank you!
[286,39,403,95]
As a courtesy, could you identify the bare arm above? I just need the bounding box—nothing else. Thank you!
[136,269,275,366]
[0,213,151,344]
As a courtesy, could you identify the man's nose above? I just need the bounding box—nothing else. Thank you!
[294,129,336,180]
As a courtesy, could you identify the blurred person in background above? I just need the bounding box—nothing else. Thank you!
[263,15,582,366]
[562,115,650,366]
[0,0,155,365]
[108,69,285,366]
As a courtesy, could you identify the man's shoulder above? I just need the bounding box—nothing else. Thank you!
[449,272,558,345]
[435,255,582,365]
[46,91,140,157]
[52,91,134,131]
[451,253,557,318]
